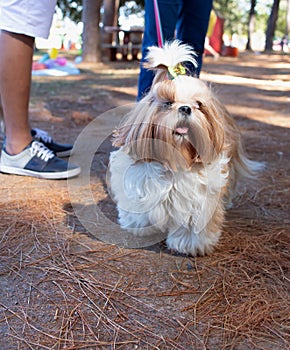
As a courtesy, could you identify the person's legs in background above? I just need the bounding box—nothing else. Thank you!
[137,0,181,101]
[176,0,213,77]
[137,0,212,99]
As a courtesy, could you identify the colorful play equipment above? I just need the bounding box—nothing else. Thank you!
[32,48,68,70]
[32,48,80,76]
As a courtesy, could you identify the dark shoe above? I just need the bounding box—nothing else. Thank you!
[31,128,73,157]
[0,140,80,179]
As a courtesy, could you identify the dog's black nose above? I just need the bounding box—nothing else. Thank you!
[178,105,191,116]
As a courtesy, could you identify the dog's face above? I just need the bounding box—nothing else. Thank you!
[114,75,227,171]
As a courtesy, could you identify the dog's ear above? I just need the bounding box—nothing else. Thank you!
[199,95,227,158]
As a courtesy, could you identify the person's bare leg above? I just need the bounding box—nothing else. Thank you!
[0,30,34,155]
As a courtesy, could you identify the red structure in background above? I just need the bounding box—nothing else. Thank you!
[205,15,239,57]
[205,15,224,55]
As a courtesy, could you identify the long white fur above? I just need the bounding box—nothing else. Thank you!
[144,40,198,70]
[110,150,230,231]
[109,149,230,255]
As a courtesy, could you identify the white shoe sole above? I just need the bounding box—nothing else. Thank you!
[0,164,81,179]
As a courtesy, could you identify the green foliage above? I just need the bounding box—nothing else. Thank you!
[119,1,144,17]
[56,0,82,22]
[213,0,247,35]
[120,0,144,6]
[56,0,144,23]
[213,0,287,38]
[275,0,288,37]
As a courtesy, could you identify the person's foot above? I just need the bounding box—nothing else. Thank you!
[31,128,73,157]
[0,140,80,179]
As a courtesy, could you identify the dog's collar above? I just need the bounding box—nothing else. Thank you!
[167,63,186,80]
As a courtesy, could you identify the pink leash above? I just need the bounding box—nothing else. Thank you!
[153,0,164,47]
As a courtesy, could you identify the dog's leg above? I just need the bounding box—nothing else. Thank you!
[166,226,221,256]
[166,199,225,256]
[118,208,165,236]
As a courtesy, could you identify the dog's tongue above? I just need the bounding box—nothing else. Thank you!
[175,127,188,134]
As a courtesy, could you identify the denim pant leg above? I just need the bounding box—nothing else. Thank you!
[137,0,212,100]
[137,0,182,101]
[176,0,213,76]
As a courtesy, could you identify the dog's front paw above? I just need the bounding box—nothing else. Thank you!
[166,229,221,257]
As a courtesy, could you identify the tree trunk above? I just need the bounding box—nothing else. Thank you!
[82,0,102,62]
[246,0,257,50]
[103,0,119,29]
[265,0,281,51]
[101,0,120,60]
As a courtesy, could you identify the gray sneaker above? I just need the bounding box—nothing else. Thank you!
[0,140,80,179]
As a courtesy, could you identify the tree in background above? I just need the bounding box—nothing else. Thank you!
[102,0,120,37]
[265,0,281,50]
[82,0,102,62]
[246,0,257,50]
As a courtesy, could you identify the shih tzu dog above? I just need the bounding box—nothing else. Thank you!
[108,40,261,256]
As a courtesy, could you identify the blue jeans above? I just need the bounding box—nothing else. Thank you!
[137,0,213,100]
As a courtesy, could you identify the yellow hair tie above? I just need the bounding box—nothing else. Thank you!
[168,63,186,79]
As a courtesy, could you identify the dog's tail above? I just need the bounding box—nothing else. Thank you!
[234,150,264,179]
[226,135,265,207]
[220,104,265,207]
[143,40,198,82]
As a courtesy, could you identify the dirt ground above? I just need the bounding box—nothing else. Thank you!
[0,51,289,350]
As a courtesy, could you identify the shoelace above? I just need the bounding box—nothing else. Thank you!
[30,141,55,162]
[33,128,53,143]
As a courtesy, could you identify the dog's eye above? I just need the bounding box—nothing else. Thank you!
[196,101,202,110]
[162,101,172,109]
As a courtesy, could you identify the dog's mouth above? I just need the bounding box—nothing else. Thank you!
[173,123,189,136]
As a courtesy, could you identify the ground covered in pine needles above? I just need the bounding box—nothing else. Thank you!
[0,51,289,349]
